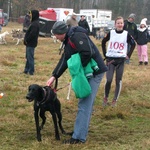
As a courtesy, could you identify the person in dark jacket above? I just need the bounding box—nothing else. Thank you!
[123,13,137,64]
[102,16,135,107]
[46,21,107,144]
[136,18,150,65]
[78,15,90,34]
[23,10,39,75]
[124,13,137,40]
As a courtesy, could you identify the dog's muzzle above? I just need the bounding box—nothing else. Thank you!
[26,95,34,102]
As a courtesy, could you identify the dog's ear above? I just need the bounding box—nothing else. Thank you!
[39,86,43,92]
[28,85,32,90]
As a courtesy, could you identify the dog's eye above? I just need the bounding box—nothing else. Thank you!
[30,88,35,92]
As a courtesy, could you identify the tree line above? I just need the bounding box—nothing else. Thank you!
[0,0,150,23]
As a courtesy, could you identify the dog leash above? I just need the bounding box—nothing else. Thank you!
[52,78,58,93]
[56,82,71,100]
[53,78,71,100]
[52,78,69,91]
[55,83,70,92]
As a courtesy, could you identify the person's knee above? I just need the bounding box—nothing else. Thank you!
[106,80,112,85]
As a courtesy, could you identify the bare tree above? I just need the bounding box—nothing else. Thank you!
[1,0,150,23]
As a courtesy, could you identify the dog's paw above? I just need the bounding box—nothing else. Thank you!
[39,126,43,131]
[56,135,60,140]
[62,130,67,134]
[37,136,42,142]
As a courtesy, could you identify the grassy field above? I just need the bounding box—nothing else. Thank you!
[0,22,150,150]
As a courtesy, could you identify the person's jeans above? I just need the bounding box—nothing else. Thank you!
[125,44,131,64]
[72,73,105,142]
[24,46,35,75]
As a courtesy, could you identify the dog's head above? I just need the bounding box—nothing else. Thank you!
[4,31,9,35]
[26,84,44,102]
[11,29,17,37]
[11,29,24,38]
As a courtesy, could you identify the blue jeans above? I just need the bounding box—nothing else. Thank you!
[24,47,35,74]
[125,44,131,64]
[72,73,105,142]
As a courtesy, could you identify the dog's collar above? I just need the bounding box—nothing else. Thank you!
[37,87,48,106]
[42,87,47,99]
[36,86,57,106]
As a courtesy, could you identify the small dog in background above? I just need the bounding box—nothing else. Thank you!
[11,29,25,45]
[0,31,9,44]
[51,35,61,43]
[50,30,60,43]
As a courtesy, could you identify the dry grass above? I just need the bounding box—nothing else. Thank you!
[0,22,150,150]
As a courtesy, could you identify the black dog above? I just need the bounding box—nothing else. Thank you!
[26,84,66,142]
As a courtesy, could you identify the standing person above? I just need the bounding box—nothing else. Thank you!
[46,21,107,144]
[123,13,137,64]
[78,15,90,34]
[66,12,78,27]
[99,27,105,40]
[96,27,105,40]
[136,18,150,65]
[23,12,31,32]
[23,10,39,75]
[102,16,135,107]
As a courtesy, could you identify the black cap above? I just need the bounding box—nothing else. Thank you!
[52,21,68,35]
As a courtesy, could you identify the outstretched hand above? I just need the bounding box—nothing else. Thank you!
[46,76,56,87]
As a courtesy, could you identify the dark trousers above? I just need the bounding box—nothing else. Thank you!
[105,60,125,100]
[24,46,35,74]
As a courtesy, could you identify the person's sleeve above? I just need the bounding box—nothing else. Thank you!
[78,21,80,26]
[147,29,150,42]
[52,53,68,78]
[134,24,138,40]
[86,21,90,33]
[101,32,110,58]
[127,33,136,58]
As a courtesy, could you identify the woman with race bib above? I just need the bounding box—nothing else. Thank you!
[101,16,135,107]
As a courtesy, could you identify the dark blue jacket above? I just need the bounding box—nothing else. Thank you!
[52,26,107,78]
[78,19,90,34]
[136,28,150,45]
